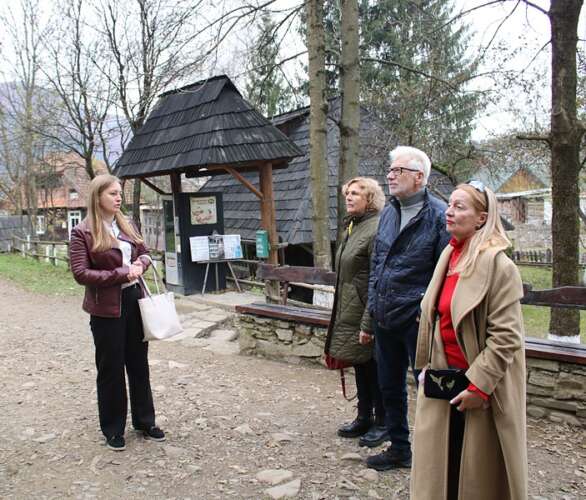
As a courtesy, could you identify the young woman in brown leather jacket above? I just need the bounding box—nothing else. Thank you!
[70,174,165,451]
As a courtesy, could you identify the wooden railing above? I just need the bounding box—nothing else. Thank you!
[8,235,165,276]
[10,235,70,267]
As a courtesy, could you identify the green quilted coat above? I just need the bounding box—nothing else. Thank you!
[325,211,379,365]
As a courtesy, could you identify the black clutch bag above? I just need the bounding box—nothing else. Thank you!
[424,368,469,400]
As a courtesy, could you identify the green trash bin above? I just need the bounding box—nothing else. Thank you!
[256,230,270,259]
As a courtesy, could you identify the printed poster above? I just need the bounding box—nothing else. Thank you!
[190,196,217,225]
[190,236,210,262]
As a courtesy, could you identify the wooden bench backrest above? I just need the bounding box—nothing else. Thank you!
[257,264,336,286]
[522,284,586,310]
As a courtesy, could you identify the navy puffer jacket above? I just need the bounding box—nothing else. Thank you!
[367,189,450,331]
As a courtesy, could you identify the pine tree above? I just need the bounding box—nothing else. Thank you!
[245,13,294,118]
[359,0,479,168]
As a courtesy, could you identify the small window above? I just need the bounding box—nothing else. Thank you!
[36,215,46,235]
[69,190,79,200]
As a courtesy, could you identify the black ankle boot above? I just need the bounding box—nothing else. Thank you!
[359,414,389,447]
[337,415,373,438]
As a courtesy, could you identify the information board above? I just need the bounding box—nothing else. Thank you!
[189,234,243,262]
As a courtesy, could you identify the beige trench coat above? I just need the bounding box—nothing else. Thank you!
[410,245,528,500]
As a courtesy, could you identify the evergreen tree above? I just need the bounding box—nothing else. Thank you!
[245,13,294,118]
[359,0,479,170]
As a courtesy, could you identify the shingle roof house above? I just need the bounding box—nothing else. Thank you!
[201,99,454,245]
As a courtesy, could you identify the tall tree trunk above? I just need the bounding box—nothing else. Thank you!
[337,0,361,244]
[132,179,142,228]
[548,0,584,340]
[307,0,331,270]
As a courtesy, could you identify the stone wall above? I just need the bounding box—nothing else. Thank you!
[237,313,585,427]
[526,358,585,427]
[237,314,327,366]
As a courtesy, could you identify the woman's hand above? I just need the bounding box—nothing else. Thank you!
[127,262,144,281]
[358,331,373,345]
[418,367,426,386]
[450,389,487,411]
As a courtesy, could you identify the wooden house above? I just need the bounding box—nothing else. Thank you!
[200,98,454,268]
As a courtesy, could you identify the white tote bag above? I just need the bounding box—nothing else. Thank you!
[138,257,183,341]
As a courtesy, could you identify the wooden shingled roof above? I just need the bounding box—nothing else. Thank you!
[201,99,455,245]
[113,75,302,179]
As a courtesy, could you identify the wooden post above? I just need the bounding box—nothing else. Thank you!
[259,162,280,301]
[170,172,182,194]
[259,163,278,265]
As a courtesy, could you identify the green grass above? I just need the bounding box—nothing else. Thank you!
[0,253,82,296]
[518,265,586,343]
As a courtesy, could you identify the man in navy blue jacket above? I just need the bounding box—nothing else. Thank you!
[365,146,450,471]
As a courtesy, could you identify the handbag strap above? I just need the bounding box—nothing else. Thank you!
[138,255,167,297]
[339,369,357,402]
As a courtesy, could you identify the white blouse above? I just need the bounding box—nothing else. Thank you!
[109,219,138,287]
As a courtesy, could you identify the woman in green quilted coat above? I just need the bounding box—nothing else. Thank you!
[324,177,388,448]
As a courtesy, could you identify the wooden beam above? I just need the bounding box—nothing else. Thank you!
[141,177,170,195]
[170,172,182,193]
[225,166,263,200]
[259,162,278,265]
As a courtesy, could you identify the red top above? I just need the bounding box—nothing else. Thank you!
[437,237,488,400]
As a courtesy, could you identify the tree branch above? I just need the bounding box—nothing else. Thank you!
[516,133,551,147]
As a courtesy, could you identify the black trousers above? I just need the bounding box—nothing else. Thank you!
[374,320,420,452]
[90,284,155,438]
[448,405,466,500]
[354,357,385,421]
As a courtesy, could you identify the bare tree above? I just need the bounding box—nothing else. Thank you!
[307,0,332,270]
[547,0,584,340]
[96,0,212,223]
[40,0,115,181]
[0,0,54,231]
[336,0,360,243]
[513,0,584,340]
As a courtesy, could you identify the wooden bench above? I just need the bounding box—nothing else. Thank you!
[235,263,336,327]
[521,284,586,365]
[237,272,586,366]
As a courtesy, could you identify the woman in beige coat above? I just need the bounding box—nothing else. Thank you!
[411,182,527,500]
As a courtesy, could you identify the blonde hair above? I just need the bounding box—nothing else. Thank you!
[342,177,386,213]
[87,174,143,252]
[452,183,510,277]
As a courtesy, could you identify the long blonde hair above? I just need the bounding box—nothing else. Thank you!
[452,183,510,277]
[87,174,143,252]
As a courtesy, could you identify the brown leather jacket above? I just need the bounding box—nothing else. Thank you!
[69,219,150,318]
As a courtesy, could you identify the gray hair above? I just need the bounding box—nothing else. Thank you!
[389,146,431,186]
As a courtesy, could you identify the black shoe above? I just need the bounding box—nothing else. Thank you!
[359,425,389,448]
[106,435,126,451]
[337,416,372,438]
[140,425,166,442]
[366,447,412,471]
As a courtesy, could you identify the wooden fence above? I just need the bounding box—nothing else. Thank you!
[512,249,586,266]
[8,236,165,274]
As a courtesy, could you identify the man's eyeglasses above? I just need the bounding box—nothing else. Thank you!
[388,167,420,177]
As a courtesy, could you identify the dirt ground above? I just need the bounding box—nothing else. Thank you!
[0,278,584,500]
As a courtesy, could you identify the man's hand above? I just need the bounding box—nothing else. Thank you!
[450,389,487,411]
[358,331,373,345]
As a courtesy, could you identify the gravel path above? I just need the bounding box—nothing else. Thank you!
[0,278,584,499]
